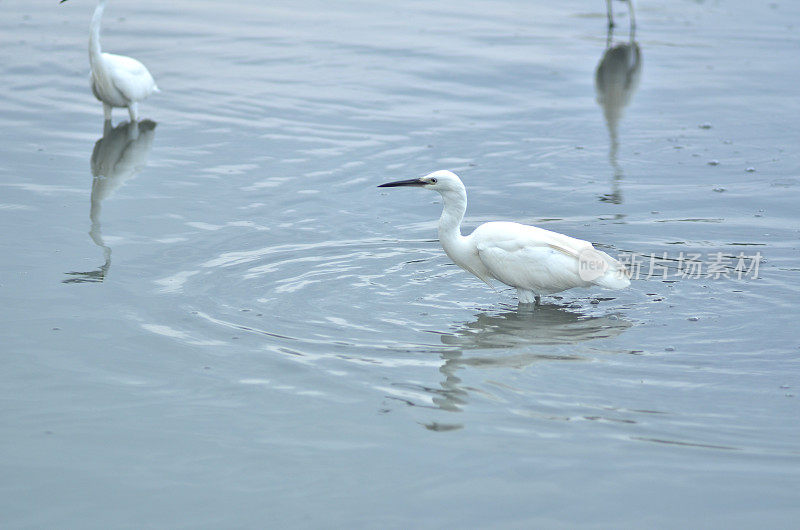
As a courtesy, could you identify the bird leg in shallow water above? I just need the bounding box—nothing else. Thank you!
[517,289,541,306]
[127,102,139,122]
[103,102,112,122]
[517,296,542,313]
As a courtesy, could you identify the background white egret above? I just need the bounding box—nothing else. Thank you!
[61,0,159,122]
[379,170,630,305]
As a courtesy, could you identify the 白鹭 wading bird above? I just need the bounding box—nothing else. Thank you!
[61,0,159,122]
[378,170,630,305]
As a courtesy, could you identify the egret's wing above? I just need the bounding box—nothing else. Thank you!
[473,222,593,292]
[477,245,587,294]
[473,222,593,256]
[104,53,158,102]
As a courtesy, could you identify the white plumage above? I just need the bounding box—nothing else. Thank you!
[379,170,630,304]
[63,0,159,122]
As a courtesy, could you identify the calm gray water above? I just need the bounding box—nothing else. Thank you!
[2,0,799,527]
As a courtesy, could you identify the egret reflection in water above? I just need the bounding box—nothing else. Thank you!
[64,120,157,283]
[595,5,642,204]
[605,0,636,29]
[439,304,632,349]
[413,305,632,423]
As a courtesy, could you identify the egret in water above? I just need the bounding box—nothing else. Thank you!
[378,170,630,305]
[61,0,159,122]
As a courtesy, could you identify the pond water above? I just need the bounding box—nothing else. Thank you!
[2,0,799,527]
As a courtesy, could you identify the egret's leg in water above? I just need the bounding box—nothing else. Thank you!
[517,288,540,305]
[127,102,138,123]
[606,0,614,28]
[103,102,112,122]
[126,120,139,140]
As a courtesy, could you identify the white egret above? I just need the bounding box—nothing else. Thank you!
[61,0,159,122]
[378,170,630,305]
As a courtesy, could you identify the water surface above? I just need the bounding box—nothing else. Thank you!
[1,0,799,527]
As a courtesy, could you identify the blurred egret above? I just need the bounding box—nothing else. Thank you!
[378,170,630,305]
[61,0,159,122]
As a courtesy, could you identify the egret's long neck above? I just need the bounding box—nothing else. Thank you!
[437,188,468,251]
[89,0,108,67]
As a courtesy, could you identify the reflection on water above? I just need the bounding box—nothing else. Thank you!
[415,305,631,425]
[595,6,641,204]
[3,0,799,524]
[605,0,636,29]
[440,304,631,349]
[64,120,157,283]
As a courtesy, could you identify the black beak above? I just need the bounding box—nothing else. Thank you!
[60,0,68,3]
[378,178,426,188]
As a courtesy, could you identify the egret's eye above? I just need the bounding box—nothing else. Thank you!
[430,178,438,184]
